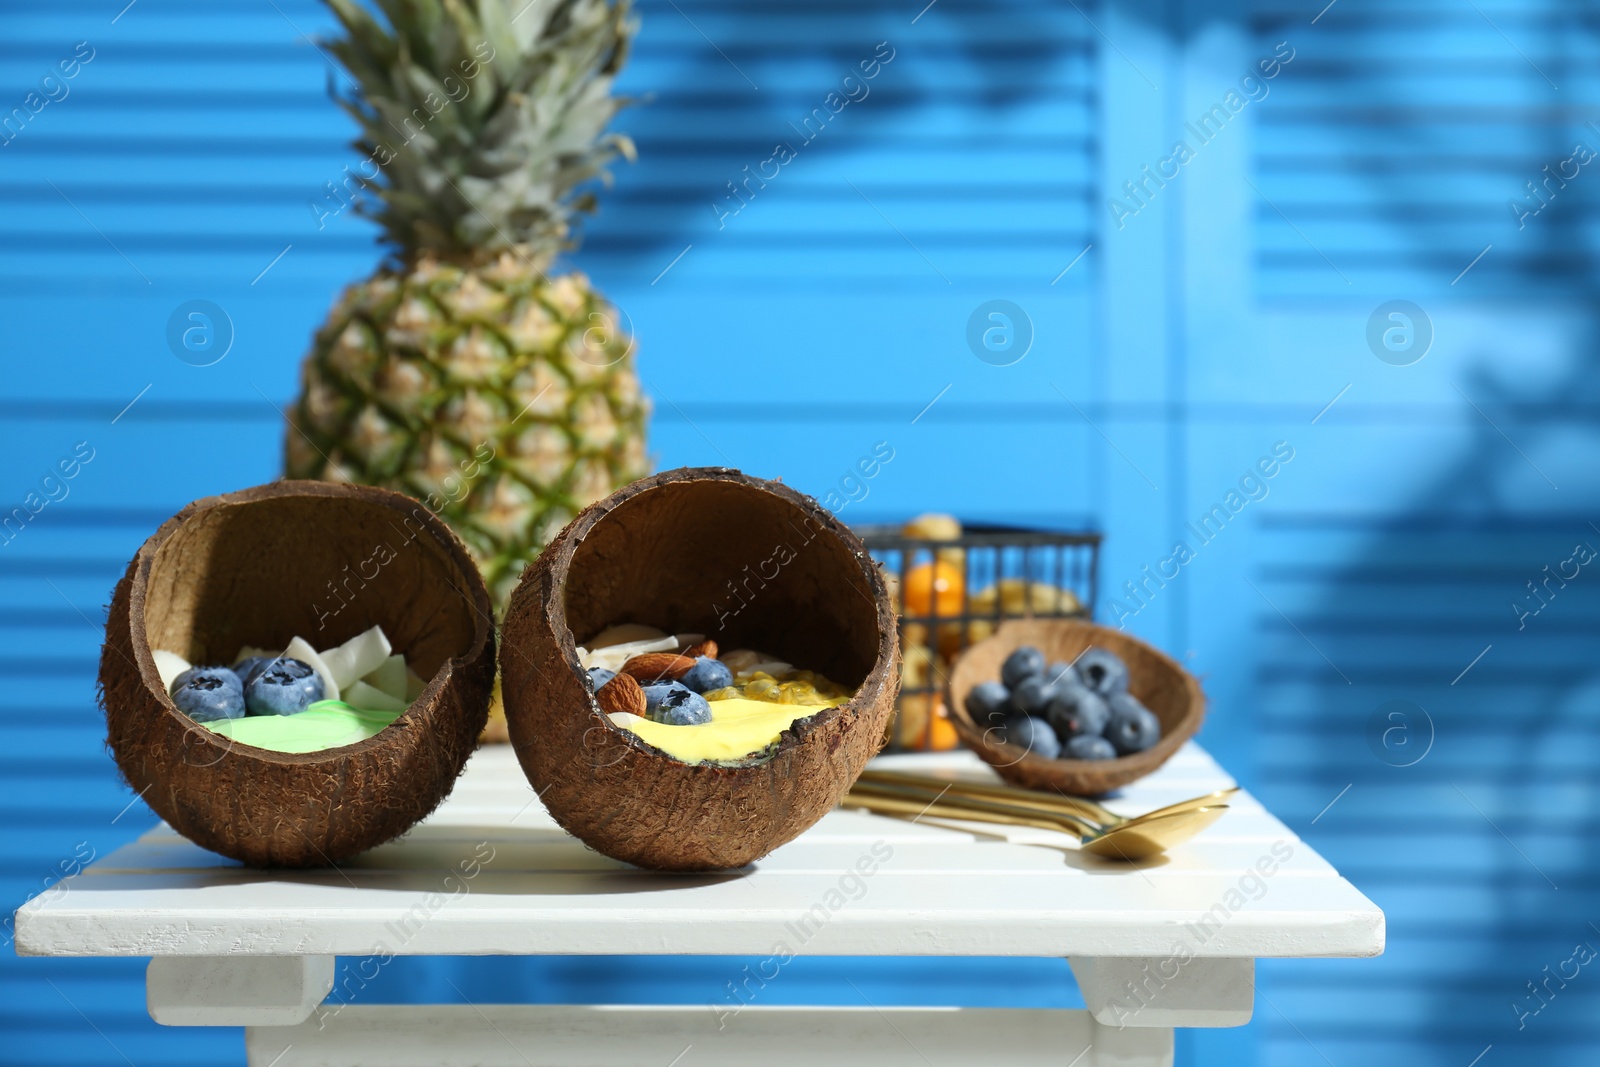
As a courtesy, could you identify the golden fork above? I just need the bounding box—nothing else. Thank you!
[843,778,1228,860]
[858,768,1240,832]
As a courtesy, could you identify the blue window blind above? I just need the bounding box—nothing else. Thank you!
[0,2,1103,1064]
[1245,2,1600,1065]
[1254,0,1600,299]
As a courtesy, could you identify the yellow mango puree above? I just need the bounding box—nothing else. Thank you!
[202,700,404,754]
[609,697,828,764]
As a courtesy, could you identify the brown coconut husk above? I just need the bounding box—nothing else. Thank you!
[947,619,1204,796]
[100,480,495,867]
[500,467,899,871]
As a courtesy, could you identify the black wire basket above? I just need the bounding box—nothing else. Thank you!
[855,522,1101,751]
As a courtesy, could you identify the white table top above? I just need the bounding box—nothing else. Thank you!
[15,743,1383,962]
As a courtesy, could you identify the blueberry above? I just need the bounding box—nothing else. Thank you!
[964,680,1012,728]
[171,666,245,723]
[1105,693,1161,754]
[587,667,617,691]
[1066,734,1118,761]
[1073,646,1130,697]
[244,658,325,716]
[1043,661,1076,687]
[1001,715,1062,759]
[173,664,243,693]
[1045,681,1110,743]
[232,656,274,688]
[1010,675,1057,717]
[1000,646,1047,690]
[679,656,734,694]
[643,681,712,726]
[641,682,677,707]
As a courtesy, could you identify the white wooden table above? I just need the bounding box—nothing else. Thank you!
[16,743,1382,1066]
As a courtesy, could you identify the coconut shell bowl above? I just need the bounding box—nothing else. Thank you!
[100,480,496,867]
[501,467,900,872]
[948,619,1205,796]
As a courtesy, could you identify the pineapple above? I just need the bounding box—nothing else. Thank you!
[287,0,650,610]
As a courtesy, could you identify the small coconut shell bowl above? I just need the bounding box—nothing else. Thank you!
[100,480,496,867]
[948,619,1204,796]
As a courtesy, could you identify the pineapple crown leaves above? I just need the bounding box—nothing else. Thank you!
[322,0,639,264]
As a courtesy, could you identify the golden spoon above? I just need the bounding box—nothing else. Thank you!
[859,768,1239,831]
[842,782,1228,860]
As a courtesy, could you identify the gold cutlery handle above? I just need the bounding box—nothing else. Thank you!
[847,780,1105,836]
[860,769,1242,828]
[841,790,1093,839]
[859,769,1114,824]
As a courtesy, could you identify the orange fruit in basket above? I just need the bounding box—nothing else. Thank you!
[903,561,964,618]
[898,693,960,751]
[927,712,959,751]
[901,513,965,571]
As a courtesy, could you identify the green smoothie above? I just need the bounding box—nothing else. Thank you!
[201,700,405,754]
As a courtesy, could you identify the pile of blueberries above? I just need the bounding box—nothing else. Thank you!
[170,658,325,723]
[965,644,1160,761]
[588,655,734,727]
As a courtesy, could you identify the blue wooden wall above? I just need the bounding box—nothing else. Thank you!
[4,0,1599,1064]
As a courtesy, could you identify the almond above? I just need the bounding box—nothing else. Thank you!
[682,638,718,660]
[596,672,647,717]
[621,652,697,683]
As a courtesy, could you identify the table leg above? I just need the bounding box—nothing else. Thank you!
[1068,956,1254,1029]
[147,955,334,1027]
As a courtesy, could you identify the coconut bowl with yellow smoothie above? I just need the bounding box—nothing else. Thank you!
[501,467,901,871]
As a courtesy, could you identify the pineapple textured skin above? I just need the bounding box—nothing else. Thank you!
[287,0,649,612]
[287,254,650,609]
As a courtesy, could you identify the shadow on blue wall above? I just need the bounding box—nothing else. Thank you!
[1261,131,1600,1064]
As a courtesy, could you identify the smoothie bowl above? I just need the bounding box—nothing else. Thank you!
[99,480,495,867]
[500,467,900,871]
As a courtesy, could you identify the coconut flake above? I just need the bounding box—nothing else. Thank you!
[361,654,408,702]
[344,679,406,713]
[582,635,681,673]
[319,625,393,690]
[740,661,793,679]
[151,650,190,692]
[587,623,668,649]
[404,666,427,702]
[721,649,769,675]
